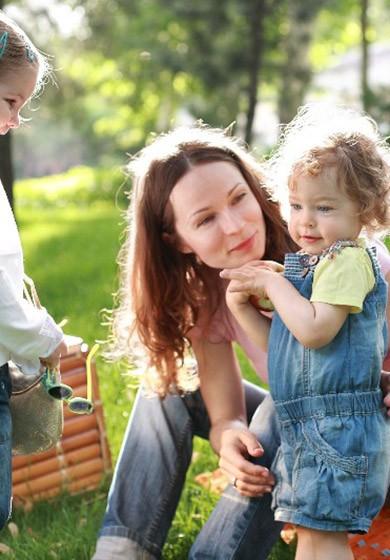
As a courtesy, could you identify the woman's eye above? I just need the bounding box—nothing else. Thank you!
[290,203,301,211]
[232,192,247,204]
[197,215,214,228]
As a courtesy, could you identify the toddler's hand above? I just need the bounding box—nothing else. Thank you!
[380,370,390,416]
[40,339,68,370]
[220,261,275,298]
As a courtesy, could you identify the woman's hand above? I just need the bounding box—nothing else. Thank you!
[218,426,275,497]
[380,370,390,416]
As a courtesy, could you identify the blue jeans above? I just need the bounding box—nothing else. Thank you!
[99,381,283,559]
[0,364,12,530]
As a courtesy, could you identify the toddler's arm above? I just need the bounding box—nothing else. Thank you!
[221,262,349,349]
[221,261,273,351]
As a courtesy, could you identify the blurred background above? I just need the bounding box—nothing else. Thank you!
[0,2,389,557]
[1,0,390,186]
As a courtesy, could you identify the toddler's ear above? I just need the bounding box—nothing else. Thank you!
[162,232,193,254]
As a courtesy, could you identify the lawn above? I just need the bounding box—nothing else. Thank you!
[0,177,294,559]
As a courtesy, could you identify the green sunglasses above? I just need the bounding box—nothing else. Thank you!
[42,343,99,415]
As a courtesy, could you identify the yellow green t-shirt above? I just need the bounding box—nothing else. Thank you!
[310,242,375,313]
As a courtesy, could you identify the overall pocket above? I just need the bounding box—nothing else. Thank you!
[293,418,368,521]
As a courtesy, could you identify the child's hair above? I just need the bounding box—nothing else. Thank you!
[268,103,390,234]
[0,11,51,94]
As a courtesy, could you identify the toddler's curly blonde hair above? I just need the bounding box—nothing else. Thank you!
[268,104,390,234]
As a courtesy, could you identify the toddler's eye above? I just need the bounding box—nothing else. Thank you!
[318,206,332,213]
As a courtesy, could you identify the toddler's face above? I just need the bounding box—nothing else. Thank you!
[0,64,38,135]
[288,167,362,255]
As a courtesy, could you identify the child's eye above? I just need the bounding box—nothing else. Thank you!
[290,203,301,211]
[317,206,332,213]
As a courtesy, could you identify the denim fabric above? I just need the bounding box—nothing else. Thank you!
[268,246,390,533]
[98,382,283,559]
[0,363,12,530]
[190,393,283,560]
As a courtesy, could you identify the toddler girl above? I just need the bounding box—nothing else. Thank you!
[0,11,66,529]
[221,104,390,560]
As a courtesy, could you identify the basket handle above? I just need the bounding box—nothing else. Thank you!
[23,274,42,309]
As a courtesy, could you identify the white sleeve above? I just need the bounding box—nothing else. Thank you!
[0,183,64,372]
[0,266,64,364]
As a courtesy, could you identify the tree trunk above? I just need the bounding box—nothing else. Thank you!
[277,0,325,127]
[0,134,14,208]
[245,0,266,146]
[0,0,14,208]
[360,0,371,111]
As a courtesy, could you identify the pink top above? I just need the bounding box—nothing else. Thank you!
[203,240,390,382]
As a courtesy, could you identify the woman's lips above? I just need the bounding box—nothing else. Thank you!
[230,233,256,252]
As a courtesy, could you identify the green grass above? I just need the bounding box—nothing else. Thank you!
[0,182,294,558]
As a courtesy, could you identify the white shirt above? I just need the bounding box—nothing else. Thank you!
[0,183,63,374]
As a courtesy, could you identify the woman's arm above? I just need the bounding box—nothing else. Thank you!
[224,279,271,352]
[191,336,275,497]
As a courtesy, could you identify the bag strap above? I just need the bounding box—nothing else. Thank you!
[23,274,42,309]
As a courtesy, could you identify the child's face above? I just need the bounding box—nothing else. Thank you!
[288,167,362,255]
[0,64,38,135]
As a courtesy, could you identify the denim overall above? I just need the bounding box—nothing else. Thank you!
[268,245,390,533]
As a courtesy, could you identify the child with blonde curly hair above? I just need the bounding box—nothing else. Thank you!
[222,104,390,560]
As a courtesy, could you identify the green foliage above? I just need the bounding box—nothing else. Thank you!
[15,166,128,209]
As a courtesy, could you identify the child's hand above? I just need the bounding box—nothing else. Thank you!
[380,370,390,416]
[220,261,276,299]
[40,339,68,370]
[224,278,253,310]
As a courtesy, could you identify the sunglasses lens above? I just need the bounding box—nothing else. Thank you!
[68,397,94,415]
[48,384,73,400]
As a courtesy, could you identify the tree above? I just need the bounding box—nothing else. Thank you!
[360,0,373,111]
[244,0,266,144]
[0,0,14,207]
[277,0,328,126]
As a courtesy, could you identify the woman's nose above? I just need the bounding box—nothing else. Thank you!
[220,211,243,234]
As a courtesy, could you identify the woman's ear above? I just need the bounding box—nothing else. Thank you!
[162,232,193,254]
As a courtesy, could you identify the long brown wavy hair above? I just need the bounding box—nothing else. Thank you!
[108,125,297,395]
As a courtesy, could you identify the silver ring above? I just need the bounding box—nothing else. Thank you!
[232,477,238,488]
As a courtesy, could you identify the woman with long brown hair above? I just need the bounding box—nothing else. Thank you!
[93,124,390,560]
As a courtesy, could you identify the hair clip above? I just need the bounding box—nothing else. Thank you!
[25,45,37,63]
[0,32,9,60]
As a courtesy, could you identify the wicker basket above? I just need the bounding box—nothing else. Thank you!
[12,336,111,505]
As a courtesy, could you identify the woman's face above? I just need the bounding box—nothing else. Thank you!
[169,161,266,269]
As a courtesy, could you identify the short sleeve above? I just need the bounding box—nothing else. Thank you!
[310,247,375,313]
